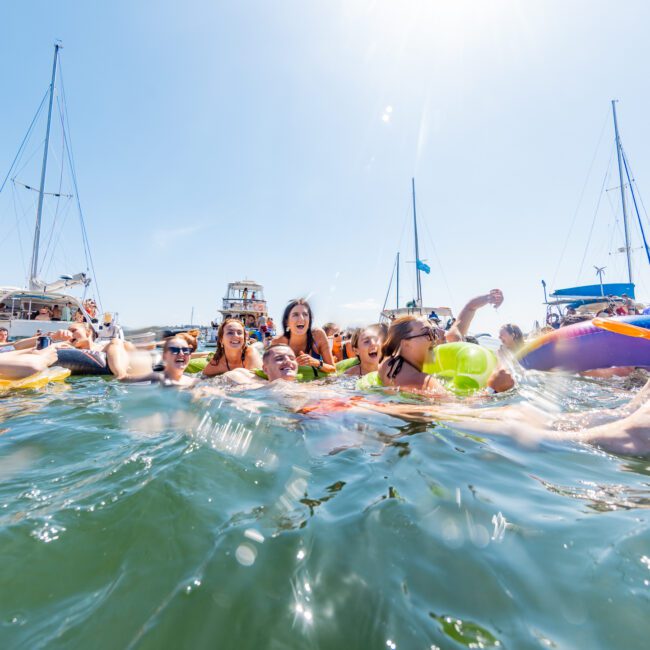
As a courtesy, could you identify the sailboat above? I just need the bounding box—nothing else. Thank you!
[0,43,106,338]
[544,101,649,321]
[380,178,454,324]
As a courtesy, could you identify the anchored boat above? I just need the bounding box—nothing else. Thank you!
[380,178,453,325]
[543,101,649,326]
[205,280,270,346]
[0,43,111,339]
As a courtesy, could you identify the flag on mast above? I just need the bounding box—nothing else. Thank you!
[416,259,430,274]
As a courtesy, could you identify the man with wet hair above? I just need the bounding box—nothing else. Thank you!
[262,345,298,382]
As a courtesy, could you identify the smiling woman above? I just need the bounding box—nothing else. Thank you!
[203,317,262,377]
[272,299,336,374]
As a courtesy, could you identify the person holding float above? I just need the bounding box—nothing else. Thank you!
[272,299,336,376]
[377,316,514,396]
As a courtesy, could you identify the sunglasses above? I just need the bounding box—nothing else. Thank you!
[168,346,191,355]
[404,328,436,342]
[406,326,445,342]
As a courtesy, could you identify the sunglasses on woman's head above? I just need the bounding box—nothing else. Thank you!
[168,346,191,355]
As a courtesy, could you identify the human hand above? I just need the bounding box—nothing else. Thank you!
[487,289,504,308]
[50,329,73,343]
[296,353,316,367]
[487,368,514,393]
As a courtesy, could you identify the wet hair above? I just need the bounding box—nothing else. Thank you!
[282,299,315,355]
[163,331,198,353]
[380,315,429,361]
[500,323,524,346]
[213,318,247,365]
[262,344,294,364]
[351,323,386,350]
[0,326,8,335]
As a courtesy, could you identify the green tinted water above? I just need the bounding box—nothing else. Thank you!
[1,375,650,649]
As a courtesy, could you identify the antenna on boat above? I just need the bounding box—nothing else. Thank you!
[29,42,62,290]
[612,100,632,284]
[412,178,423,309]
[396,252,400,309]
[594,265,606,296]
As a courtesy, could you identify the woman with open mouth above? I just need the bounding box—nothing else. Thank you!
[379,316,514,396]
[272,299,336,375]
[203,318,262,377]
[122,333,199,388]
[344,324,387,377]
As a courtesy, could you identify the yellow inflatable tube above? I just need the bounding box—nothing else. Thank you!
[0,366,71,391]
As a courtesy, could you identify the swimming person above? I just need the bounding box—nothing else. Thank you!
[202,318,262,377]
[378,316,449,395]
[344,324,386,376]
[378,316,514,395]
[373,378,650,456]
[499,323,525,354]
[218,344,300,386]
[272,299,335,374]
[121,333,198,388]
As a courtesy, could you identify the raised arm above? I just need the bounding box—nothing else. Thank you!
[446,289,504,342]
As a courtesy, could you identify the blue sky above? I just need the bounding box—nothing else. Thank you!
[2,0,650,332]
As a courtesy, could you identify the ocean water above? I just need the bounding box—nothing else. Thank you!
[1,372,650,649]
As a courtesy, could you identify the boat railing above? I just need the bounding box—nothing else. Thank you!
[222,298,267,312]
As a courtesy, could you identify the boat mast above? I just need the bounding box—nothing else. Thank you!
[412,177,423,309]
[612,99,633,284]
[396,252,400,309]
[29,42,61,290]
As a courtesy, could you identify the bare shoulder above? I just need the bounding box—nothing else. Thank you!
[312,328,328,344]
[272,334,288,346]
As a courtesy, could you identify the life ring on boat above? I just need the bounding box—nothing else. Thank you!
[546,313,560,328]
[518,315,650,372]
[0,366,70,391]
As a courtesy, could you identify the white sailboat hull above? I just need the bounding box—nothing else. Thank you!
[2,318,75,339]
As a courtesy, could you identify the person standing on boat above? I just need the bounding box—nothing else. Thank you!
[203,318,262,377]
[61,302,73,322]
[272,299,336,374]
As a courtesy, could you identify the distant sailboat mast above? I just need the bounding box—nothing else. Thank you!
[412,177,423,308]
[29,42,61,290]
[612,99,633,284]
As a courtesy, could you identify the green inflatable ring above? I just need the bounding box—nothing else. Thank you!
[335,357,360,375]
[423,342,496,395]
[185,354,213,375]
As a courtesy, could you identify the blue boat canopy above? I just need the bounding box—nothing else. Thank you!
[550,283,635,300]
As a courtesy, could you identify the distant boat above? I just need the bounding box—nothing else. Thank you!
[380,178,454,325]
[0,43,109,338]
[205,279,270,346]
[544,101,649,322]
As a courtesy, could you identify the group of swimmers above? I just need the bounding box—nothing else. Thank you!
[2,288,650,455]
